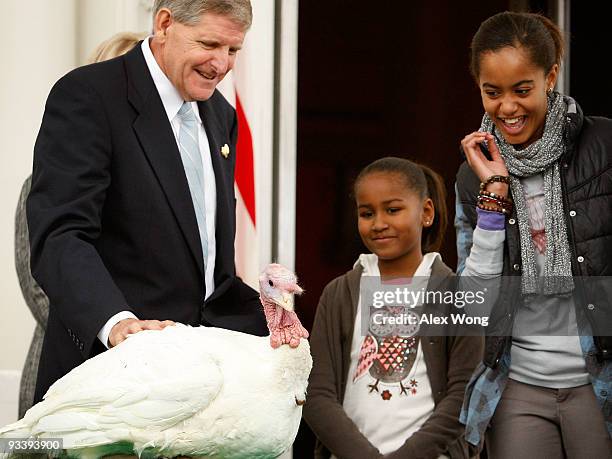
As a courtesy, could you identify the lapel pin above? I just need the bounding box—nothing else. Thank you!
[221,144,230,158]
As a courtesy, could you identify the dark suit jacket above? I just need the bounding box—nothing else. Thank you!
[27,44,267,402]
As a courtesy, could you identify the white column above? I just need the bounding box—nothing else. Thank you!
[275,2,299,457]
[555,0,571,95]
[273,0,299,271]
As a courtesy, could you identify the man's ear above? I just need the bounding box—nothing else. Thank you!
[154,8,173,39]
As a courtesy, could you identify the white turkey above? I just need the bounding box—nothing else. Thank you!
[0,264,311,459]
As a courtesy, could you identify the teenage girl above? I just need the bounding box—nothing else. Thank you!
[304,157,483,459]
[456,11,612,458]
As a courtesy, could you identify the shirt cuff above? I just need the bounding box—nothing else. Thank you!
[464,226,505,275]
[98,311,138,349]
[476,207,506,231]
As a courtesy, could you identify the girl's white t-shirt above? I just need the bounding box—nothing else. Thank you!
[336,252,444,457]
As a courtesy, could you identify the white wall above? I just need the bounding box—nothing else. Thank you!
[0,0,77,373]
[76,0,153,63]
[0,0,152,421]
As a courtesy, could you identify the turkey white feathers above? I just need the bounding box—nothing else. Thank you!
[0,264,312,459]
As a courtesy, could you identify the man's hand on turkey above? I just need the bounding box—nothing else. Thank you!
[108,318,175,347]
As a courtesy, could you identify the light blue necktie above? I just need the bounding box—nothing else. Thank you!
[177,102,208,265]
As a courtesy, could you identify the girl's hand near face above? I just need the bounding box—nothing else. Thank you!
[461,131,509,197]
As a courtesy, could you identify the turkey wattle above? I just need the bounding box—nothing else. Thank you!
[0,264,311,459]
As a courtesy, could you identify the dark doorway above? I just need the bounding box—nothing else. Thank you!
[570,2,612,118]
[295,0,511,327]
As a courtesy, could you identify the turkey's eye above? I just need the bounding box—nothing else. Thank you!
[268,280,274,287]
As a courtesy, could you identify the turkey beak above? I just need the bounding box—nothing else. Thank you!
[295,396,305,406]
[280,292,295,311]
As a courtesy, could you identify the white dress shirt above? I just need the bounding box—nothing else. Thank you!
[98,37,218,348]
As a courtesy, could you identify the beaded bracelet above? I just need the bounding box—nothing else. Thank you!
[479,189,513,206]
[478,199,512,213]
[478,194,512,207]
[477,194,513,215]
[479,175,510,193]
[477,204,511,215]
[477,200,512,215]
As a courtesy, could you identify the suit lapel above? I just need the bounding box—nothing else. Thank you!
[124,45,205,277]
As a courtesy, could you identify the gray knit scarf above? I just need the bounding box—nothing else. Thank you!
[479,91,574,295]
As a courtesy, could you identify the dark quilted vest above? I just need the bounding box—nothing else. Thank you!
[455,103,612,366]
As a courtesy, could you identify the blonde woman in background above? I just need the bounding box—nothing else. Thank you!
[15,31,147,417]
[87,31,148,64]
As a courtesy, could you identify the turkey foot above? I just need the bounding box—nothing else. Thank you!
[399,381,409,395]
[368,379,380,393]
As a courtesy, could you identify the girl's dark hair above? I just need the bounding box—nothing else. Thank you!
[354,157,448,253]
[470,11,564,79]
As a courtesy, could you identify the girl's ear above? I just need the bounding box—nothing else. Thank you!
[422,198,435,227]
[546,63,559,92]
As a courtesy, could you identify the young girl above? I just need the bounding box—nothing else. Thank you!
[304,157,483,459]
[456,12,612,457]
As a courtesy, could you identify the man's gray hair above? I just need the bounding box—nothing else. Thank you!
[153,0,252,30]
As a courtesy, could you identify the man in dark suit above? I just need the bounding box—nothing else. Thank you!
[26,0,267,402]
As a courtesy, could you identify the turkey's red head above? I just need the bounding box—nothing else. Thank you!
[259,263,303,312]
[259,264,309,348]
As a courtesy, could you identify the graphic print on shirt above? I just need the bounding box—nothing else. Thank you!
[353,307,420,400]
[525,181,546,254]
